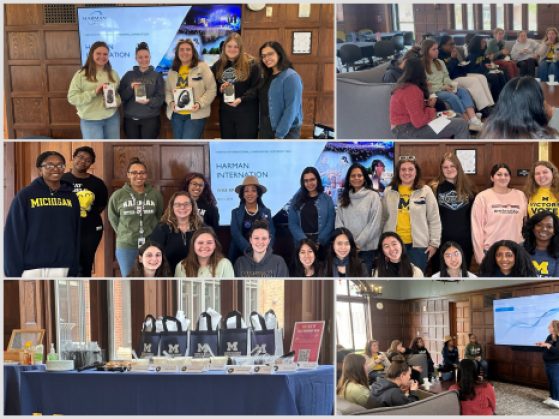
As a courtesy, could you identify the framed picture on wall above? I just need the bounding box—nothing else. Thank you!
[7,329,45,351]
[292,31,312,54]
[456,149,476,174]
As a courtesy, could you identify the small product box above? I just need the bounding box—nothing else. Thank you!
[103,83,117,108]
[173,87,194,111]
[134,83,147,102]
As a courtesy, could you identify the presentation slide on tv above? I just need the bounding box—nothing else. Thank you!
[209,142,395,225]
[493,293,559,346]
[77,5,242,76]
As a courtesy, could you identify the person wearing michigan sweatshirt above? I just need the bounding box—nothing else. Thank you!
[4,151,80,277]
[119,42,165,139]
[233,220,289,277]
[68,41,121,139]
[108,157,164,277]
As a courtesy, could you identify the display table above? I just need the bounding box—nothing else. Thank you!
[4,364,46,415]
[20,365,334,415]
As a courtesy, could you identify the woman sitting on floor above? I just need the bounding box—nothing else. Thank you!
[449,359,496,415]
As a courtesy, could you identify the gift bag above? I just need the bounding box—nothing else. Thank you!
[138,314,161,358]
[249,310,284,356]
[219,310,250,357]
[160,316,189,357]
[189,311,219,358]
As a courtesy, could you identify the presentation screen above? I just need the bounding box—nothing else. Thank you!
[77,5,242,76]
[209,141,395,225]
[493,292,559,346]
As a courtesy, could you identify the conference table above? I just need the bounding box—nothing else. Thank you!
[19,365,334,415]
[4,364,46,415]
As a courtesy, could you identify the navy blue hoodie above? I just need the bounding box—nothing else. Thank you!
[4,177,81,277]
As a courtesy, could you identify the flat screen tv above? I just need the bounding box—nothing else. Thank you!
[493,292,559,346]
[77,5,242,76]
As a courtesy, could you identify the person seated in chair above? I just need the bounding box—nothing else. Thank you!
[440,335,460,380]
[409,336,435,379]
[386,339,424,382]
[367,355,420,408]
[464,333,489,377]
[365,339,391,385]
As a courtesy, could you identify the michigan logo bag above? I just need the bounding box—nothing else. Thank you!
[159,316,189,357]
[249,309,284,356]
[189,311,220,358]
[138,314,161,358]
[219,310,250,357]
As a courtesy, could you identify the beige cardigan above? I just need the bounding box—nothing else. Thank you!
[165,61,217,120]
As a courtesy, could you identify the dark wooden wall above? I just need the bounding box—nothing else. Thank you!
[338,4,393,34]
[4,3,334,139]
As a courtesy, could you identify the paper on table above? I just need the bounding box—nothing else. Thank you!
[428,116,452,134]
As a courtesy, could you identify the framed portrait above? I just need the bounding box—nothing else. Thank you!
[7,329,45,351]
[292,31,312,54]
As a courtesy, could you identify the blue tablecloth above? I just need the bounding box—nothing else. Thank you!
[20,365,334,415]
[4,364,46,415]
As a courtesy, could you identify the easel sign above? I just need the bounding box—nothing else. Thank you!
[289,321,325,363]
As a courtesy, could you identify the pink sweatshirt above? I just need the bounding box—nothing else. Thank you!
[471,188,527,264]
[389,84,436,128]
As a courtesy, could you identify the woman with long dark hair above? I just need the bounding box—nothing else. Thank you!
[389,57,470,139]
[409,337,435,379]
[525,161,559,217]
[523,212,559,277]
[288,167,335,258]
[320,228,368,277]
[291,239,321,277]
[466,35,508,101]
[335,163,382,272]
[129,241,172,278]
[68,41,121,139]
[471,163,527,264]
[479,240,537,277]
[336,353,370,408]
[258,41,303,139]
[449,359,496,415]
[432,241,477,278]
[183,172,219,230]
[165,39,216,139]
[373,232,423,278]
[119,42,165,138]
[536,320,559,409]
[480,77,557,139]
[211,32,260,139]
[383,158,441,272]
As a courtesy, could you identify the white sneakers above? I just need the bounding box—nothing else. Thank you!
[543,397,553,405]
[543,397,559,408]
[469,117,483,132]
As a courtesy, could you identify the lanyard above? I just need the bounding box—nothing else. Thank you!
[129,192,145,238]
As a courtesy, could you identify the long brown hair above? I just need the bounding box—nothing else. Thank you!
[551,319,559,338]
[171,39,200,72]
[542,27,559,44]
[160,191,203,233]
[180,227,225,277]
[388,159,424,190]
[336,353,368,395]
[421,39,442,74]
[524,160,559,200]
[365,339,380,357]
[81,41,115,82]
[431,152,476,201]
[214,32,255,82]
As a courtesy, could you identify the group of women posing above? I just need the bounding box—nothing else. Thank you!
[68,33,303,140]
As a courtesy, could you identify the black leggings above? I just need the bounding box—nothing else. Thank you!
[220,108,259,139]
[124,116,161,139]
[79,228,103,277]
[517,58,538,77]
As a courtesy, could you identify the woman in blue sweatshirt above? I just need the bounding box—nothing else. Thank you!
[4,151,80,277]
[257,41,303,139]
[119,42,165,139]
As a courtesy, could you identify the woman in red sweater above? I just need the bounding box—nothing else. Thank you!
[389,57,470,139]
[450,359,496,415]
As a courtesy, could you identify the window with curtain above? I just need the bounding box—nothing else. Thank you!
[496,4,504,29]
[243,279,285,329]
[108,279,132,360]
[454,5,463,30]
[513,4,523,31]
[55,280,91,354]
[467,4,474,30]
[178,279,221,324]
[528,4,538,32]
[398,3,414,32]
[336,280,370,352]
[482,4,491,30]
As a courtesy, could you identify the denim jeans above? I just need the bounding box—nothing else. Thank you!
[538,61,559,82]
[171,113,207,139]
[80,111,120,139]
[405,244,428,273]
[436,88,475,114]
[115,247,138,278]
[545,362,559,400]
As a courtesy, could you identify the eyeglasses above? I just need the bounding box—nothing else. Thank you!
[398,155,416,161]
[41,163,65,170]
[128,171,147,176]
[261,52,276,60]
[189,182,205,188]
[173,202,192,208]
[444,251,461,259]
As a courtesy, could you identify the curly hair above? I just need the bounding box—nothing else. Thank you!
[479,240,537,277]
[160,191,204,233]
[183,172,217,207]
[522,211,559,258]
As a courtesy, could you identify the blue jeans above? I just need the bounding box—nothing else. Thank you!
[475,359,489,376]
[405,244,428,273]
[545,362,559,400]
[538,61,559,82]
[115,247,138,278]
[171,113,207,139]
[80,111,120,139]
[436,88,474,114]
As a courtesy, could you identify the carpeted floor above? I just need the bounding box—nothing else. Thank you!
[493,381,558,415]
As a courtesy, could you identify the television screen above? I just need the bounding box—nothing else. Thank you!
[209,141,395,225]
[493,292,559,346]
[77,5,242,76]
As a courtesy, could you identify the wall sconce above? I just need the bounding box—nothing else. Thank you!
[355,280,383,297]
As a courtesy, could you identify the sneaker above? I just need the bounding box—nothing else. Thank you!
[543,397,553,405]
[475,112,483,120]
[550,399,559,409]
[469,117,483,131]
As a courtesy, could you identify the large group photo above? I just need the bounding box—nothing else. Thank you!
[337,3,559,140]
[4,3,334,140]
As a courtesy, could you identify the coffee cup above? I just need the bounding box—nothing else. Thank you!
[550,75,556,84]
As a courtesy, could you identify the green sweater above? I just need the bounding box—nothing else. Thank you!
[67,69,121,120]
[464,343,482,359]
[425,59,453,93]
[108,183,164,249]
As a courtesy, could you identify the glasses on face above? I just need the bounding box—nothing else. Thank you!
[261,51,276,60]
[398,155,416,161]
[128,171,147,176]
[190,182,205,188]
[444,251,461,259]
[174,202,192,208]
[41,163,65,170]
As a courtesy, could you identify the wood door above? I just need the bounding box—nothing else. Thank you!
[454,300,471,359]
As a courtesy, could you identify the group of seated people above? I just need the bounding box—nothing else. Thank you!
[6,147,559,278]
[385,27,559,139]
[337,334,495,415]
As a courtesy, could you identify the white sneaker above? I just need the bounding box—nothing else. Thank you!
[549,399,559,409]
[475,112,483,120]
[543,397,553,405]
[469,117,483,131]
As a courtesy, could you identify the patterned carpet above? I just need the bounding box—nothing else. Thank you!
[493,381,558,415]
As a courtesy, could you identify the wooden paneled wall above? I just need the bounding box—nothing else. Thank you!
[369,297,405,352]
[338,4,393,34]
[4,4,334,139]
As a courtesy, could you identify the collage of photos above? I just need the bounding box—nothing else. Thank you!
[2,1,559,417]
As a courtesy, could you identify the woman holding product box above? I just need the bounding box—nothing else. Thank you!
[68,41,121,139]
[119,42,165,139]
[165,39,217,139]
